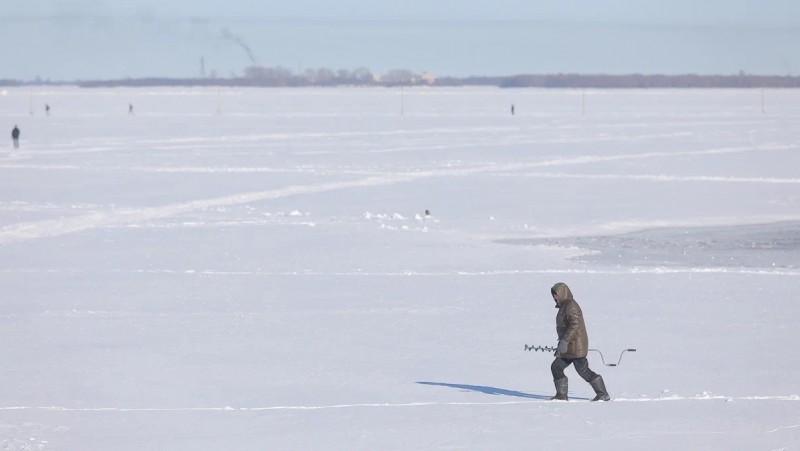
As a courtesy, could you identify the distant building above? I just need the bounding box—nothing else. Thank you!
[420,72,436,85]
[375,70,434,85]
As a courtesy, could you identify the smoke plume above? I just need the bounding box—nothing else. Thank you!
[221,27,257,65]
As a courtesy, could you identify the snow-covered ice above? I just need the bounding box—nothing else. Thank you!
[1,86,799,449]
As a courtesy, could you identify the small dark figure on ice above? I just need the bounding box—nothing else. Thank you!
[511,104,515,115]
[11,125,20,149]
[550,282,610,401]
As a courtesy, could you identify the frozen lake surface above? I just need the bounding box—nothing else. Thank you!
[1,86,799,449]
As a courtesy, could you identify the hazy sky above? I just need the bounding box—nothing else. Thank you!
[2,0,798,80]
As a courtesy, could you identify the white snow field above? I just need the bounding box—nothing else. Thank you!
[1,86,799,450]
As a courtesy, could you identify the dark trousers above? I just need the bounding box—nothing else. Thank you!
[551,357,598,382]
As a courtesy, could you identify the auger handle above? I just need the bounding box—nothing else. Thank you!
[588,348,637,367]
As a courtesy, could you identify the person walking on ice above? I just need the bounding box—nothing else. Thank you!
[11,125,20,149]
[549,282,610,401]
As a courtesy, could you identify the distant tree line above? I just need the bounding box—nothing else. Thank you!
[5,67,800,88]
[491,73,800,88]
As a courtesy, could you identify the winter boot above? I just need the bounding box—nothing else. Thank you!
[590,375,610,401]
[551,377,568,401]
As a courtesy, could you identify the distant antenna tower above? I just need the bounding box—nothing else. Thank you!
[200,57,206,78]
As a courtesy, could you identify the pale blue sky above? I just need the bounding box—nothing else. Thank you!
[1,0,798,80]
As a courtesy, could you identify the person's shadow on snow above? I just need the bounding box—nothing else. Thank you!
[416,381,554,400]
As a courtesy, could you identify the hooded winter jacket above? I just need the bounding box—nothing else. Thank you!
[552,282,589,359]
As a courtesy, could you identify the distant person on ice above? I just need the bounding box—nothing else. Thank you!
[549,282,610,401]
[11,125,20,149]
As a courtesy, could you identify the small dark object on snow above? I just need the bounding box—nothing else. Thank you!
[11,125,20,149]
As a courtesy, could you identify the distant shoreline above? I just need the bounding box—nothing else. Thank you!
[3,73,800,89]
